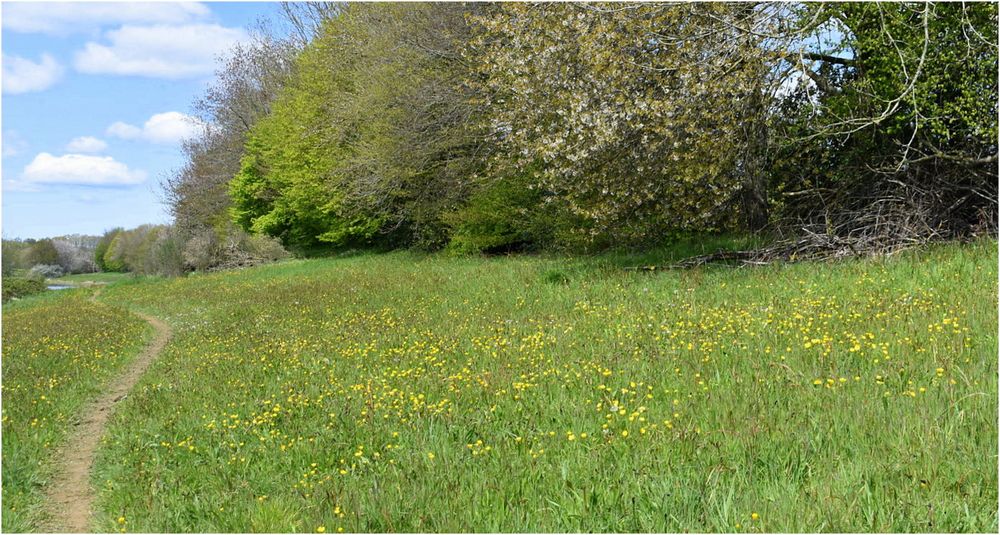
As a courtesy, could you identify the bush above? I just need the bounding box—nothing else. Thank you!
[445,172,551,255]
[102,233,128,272]
[28,264,64,279]
[148,230,186,277]
[181,230,217,272]
[183,226,290,272]
[2,277,46,302]
[242,233,290,263]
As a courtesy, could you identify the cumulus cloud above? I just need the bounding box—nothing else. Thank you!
[65,136,108,153]
[74,24,246,79]
[106,112,206,144]
[2,53,63,94]
[22,153,146,186]
[106,122,143,140]
[2,2,211,34]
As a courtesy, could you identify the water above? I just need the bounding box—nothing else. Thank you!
[46,285,73,291]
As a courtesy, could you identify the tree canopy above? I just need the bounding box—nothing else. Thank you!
[161,1,996,260]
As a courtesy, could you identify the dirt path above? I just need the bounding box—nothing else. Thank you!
[42,290,172,533]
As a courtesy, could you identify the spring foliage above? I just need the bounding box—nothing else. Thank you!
[174,2,999,254]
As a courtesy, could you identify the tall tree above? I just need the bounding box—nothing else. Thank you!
[231,3,487,249]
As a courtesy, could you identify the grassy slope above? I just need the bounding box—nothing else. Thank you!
[79,239,997,532]
[1,291,150,532]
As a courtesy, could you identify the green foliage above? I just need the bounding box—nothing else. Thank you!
[94,229,122,272]
[102,226,183,276]
[230,3,484,251]
[836,3,997,149]
[1,277,46,303]
[102,233,127,273]
[444,171,548,254]
[770,3,997,237]
[187,2,999,255]
[23,239,59,268]
[228,32,381,250]
[2,240,32,276]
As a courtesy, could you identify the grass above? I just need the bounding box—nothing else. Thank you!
[1,292,150,532]
[2,239,996,532]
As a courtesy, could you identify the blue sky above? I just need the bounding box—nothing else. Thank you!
[2,2,284,239]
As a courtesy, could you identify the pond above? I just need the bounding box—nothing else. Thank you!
[46,285,73,291]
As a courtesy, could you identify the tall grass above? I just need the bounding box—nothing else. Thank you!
[79,239,997,532]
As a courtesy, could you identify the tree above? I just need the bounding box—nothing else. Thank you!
[94,229,122,272]
[23,239,59,267]
[472,3,775,244]
[231,3,487,250]
[770,2,998,247]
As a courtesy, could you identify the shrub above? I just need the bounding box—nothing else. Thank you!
[148,230,186,277]
[445,172,550,255]
[2,277,46,302]
[23,240,59,267]
[183,226,290,272]
[28,264,64,279]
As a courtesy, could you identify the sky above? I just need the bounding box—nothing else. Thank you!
[1,1,284,240]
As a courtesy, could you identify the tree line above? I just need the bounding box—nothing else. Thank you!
[2,235,100,278]
[155,2,999,270]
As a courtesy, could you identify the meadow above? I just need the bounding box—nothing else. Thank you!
[2,292,150,531]
[2,239,997,532]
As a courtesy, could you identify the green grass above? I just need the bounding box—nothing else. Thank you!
[3,240,996,532]
[1,293,150,532]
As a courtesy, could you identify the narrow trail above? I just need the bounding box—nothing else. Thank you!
[42,288,172,533]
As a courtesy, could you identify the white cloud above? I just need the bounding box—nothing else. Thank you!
[2,2,211,34]
[74,24,247,79]
[2,53,63,94]
[65,136,108,153]
[22,153,146,186]
[106,112,206,144]
[106,122,143,140]
[140,112,206,143]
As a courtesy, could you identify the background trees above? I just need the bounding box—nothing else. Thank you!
[156,2,1000,262]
